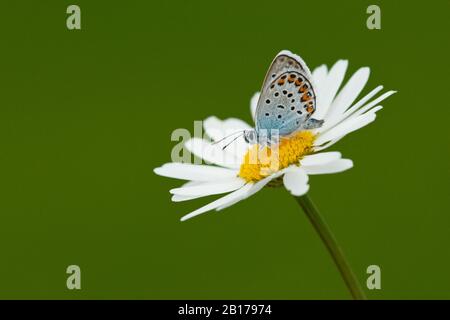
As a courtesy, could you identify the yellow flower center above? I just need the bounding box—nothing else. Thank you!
[238,131,315,182]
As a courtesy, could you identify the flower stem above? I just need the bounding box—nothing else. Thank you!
[294,194,367,300]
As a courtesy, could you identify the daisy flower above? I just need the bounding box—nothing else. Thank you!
[154,50,396,300]
[154,52,396,222]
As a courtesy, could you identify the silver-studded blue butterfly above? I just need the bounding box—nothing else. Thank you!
[243,50,323,146]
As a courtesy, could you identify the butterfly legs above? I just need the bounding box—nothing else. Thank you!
[301,118,324,130]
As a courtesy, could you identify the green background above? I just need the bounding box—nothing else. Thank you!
[0,0,449,299]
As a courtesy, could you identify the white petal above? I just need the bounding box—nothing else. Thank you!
[203,116,224,141]
[171,181,204,200]
[301,152,342,166]
[185,138,240,169]
[250,92,260,120]
[312,65,329,119]
[343,90,396,120]
[219,136,249,161]
[246,170,286,198]
[325,67,370,122]
[181,181,203,187]
[170,178,245,197]
[312,65,328,84]
[312,137,343,152]
[303,159,353,175]
[180,183,253,221]
[203,116,250,159]
[283,167,310,196]
[318,60,348,119]
[215,170,285,212]
[171,194,198,202]
[322,87,393,131]
[314,113,376,146]
[203,116,250,141]
[336,85,383,119]
[350,105,383,120]
[222,118,252,131]
[154,163,237,181]
[171,177,245,202]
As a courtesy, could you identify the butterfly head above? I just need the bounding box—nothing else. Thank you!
[243,129,258,145]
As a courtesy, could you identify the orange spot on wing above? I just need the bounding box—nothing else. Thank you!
[301,93,311,102]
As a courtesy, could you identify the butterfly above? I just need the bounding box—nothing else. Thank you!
[243,50,323,147]
[217,50,324,150]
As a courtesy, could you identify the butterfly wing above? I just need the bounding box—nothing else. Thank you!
[255,51,317,136]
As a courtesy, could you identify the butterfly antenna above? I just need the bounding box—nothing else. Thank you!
[222,133,244,150]
[211,130,244,145]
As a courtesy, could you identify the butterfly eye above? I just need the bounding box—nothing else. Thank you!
[244,131,257,144]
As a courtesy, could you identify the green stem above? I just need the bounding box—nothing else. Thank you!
[294,194,367,300]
